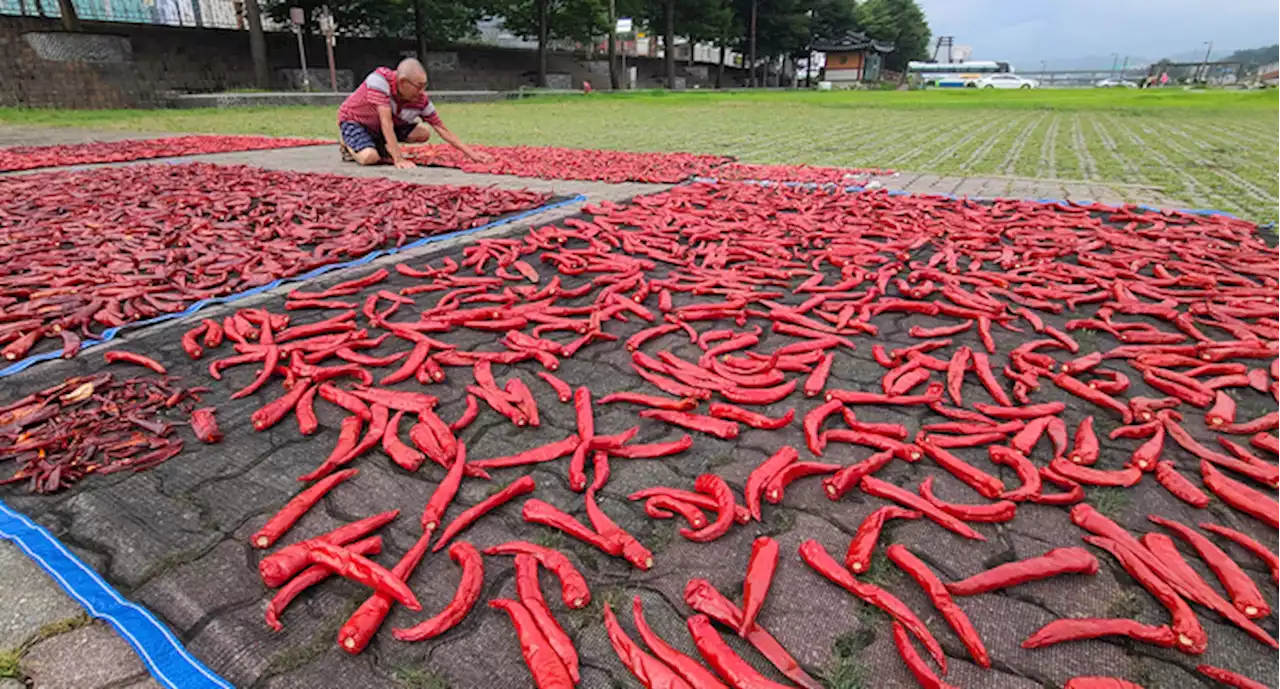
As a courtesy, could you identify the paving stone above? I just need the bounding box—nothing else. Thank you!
[0,541,84,651]
[21,623,146,689]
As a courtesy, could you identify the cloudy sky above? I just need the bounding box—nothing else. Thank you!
[916,0,1279,67]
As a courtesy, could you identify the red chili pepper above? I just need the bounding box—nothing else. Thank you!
[917,476,1016,523]
[433,475,535,552]
[681,474,737,542]
[844,505,922,573]
[886,544,990,668]
[252,380,314,433]
[420,441,470,533]
[891,621,957,689]
[1049,456,1143,487]
[181,323,207,359]
[1062,677,1144,689]
[1129,396,1181,422]
[1147,515,1270,619]
[1201,460,1279,528]
[799,539,948,673]
[643,495,707,529]
[1196,664,1270,689]
[103,350,166,374]
[264,535,382,632]
[448,394,480,432]
[600,391,699,411]
[391,541,483,642]
[738,536,779,637]
[744,446,798,521]
[1199,522,1279,583]
[630,488,750,524]
[349,386,438,414]
[294,384,319,436]
[511,554,580,683]
[986,445,1041,501]
[471,435,580,470]
[947,547,1098,596]
[253,468,359,549]
[803,352,834,397]
[1205,390,1237,427]
[708,403,793,431]
[189,407,222,443]
[488,598,575,689]
[380,410,425,471]
[640,409,740,440]
[1083,535,1207,654]
[337,531,432,653]
[972,401,1067,420]
[761,461,838,505]
[918,440,1005,499]
[822,449,895,500]
[1067,416,1099,465]
[686,615,793,689]
[1153,461,1210,508]
[611,434,695,459]
[602,603,689,689]
[631,596,727,689]
[317,384,373,420]
[1252,432,1278,455]
[860,475,986,542]
[1022,618,1176,649]
[535,371,573,402]
[1128,424,1165,472]
[485,541,591,609]
[302,540,420,611]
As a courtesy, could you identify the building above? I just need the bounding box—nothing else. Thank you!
[812,30,894,86]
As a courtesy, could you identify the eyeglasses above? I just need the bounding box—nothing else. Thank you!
[404,78,427,90]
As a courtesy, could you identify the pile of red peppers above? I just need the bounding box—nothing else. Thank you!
[407,144,734,183]
[0,359,216,493]
[18,178,1278,688]
[0,135,329,172]
[0,163,549,365]
[711,161,895,184]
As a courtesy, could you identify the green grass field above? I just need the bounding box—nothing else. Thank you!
[2,89,1276,221]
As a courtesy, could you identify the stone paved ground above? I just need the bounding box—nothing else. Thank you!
[0,127,1272,689]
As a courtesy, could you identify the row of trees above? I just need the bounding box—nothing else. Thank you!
[252,0,928,89]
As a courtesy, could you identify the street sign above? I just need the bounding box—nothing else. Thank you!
[615,17,632,34]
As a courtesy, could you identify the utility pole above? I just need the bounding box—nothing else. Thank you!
[1110,53,1118,78]
[318,8,337,92]
[55,0,79,30]
[748,0,757,88]
[1199,40,1213,83]
[413,0,428,63]
[1119,55,1128,80]
[607,0,619,89]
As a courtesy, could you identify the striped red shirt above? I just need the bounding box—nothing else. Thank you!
[337,67,442,130]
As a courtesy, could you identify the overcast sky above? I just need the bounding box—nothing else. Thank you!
[916,0,1280,67]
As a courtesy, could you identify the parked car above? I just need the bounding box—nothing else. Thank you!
[1095,78,1138,88]
[972,74,1039,89]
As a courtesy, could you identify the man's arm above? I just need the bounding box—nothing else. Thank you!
[378,106,413,169]
[431,122,491,163]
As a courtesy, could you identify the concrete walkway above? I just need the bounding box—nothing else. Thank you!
[0,127,1199,688]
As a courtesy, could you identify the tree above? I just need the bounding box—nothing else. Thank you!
[495,0,609,86]
[264,0,486,44]
[807,0,858,43]
[55,0,79,30]
[856,0,929,72]
[244,0,270,89]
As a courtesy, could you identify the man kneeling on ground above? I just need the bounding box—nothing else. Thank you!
[338,58,490,169]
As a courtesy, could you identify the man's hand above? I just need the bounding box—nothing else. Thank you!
[394,158,416,170]
[467,150,493,163]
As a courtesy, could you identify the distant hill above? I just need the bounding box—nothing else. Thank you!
[1224,45,1279,66]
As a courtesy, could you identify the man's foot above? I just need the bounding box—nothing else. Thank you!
[339,143,355,162]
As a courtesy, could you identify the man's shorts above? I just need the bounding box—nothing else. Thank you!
[339,121,420,156]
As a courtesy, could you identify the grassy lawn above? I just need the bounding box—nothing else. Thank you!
[1,89,1275,221]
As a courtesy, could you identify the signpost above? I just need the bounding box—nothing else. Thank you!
[318,8,338,92]
[289,6,311,92]
[616,17,632,89]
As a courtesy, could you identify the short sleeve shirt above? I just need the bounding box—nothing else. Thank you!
[337,67,443,130]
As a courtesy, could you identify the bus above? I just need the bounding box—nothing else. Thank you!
[907,61,1013,88]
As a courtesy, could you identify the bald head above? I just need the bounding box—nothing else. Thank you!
[397,58,426,82]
